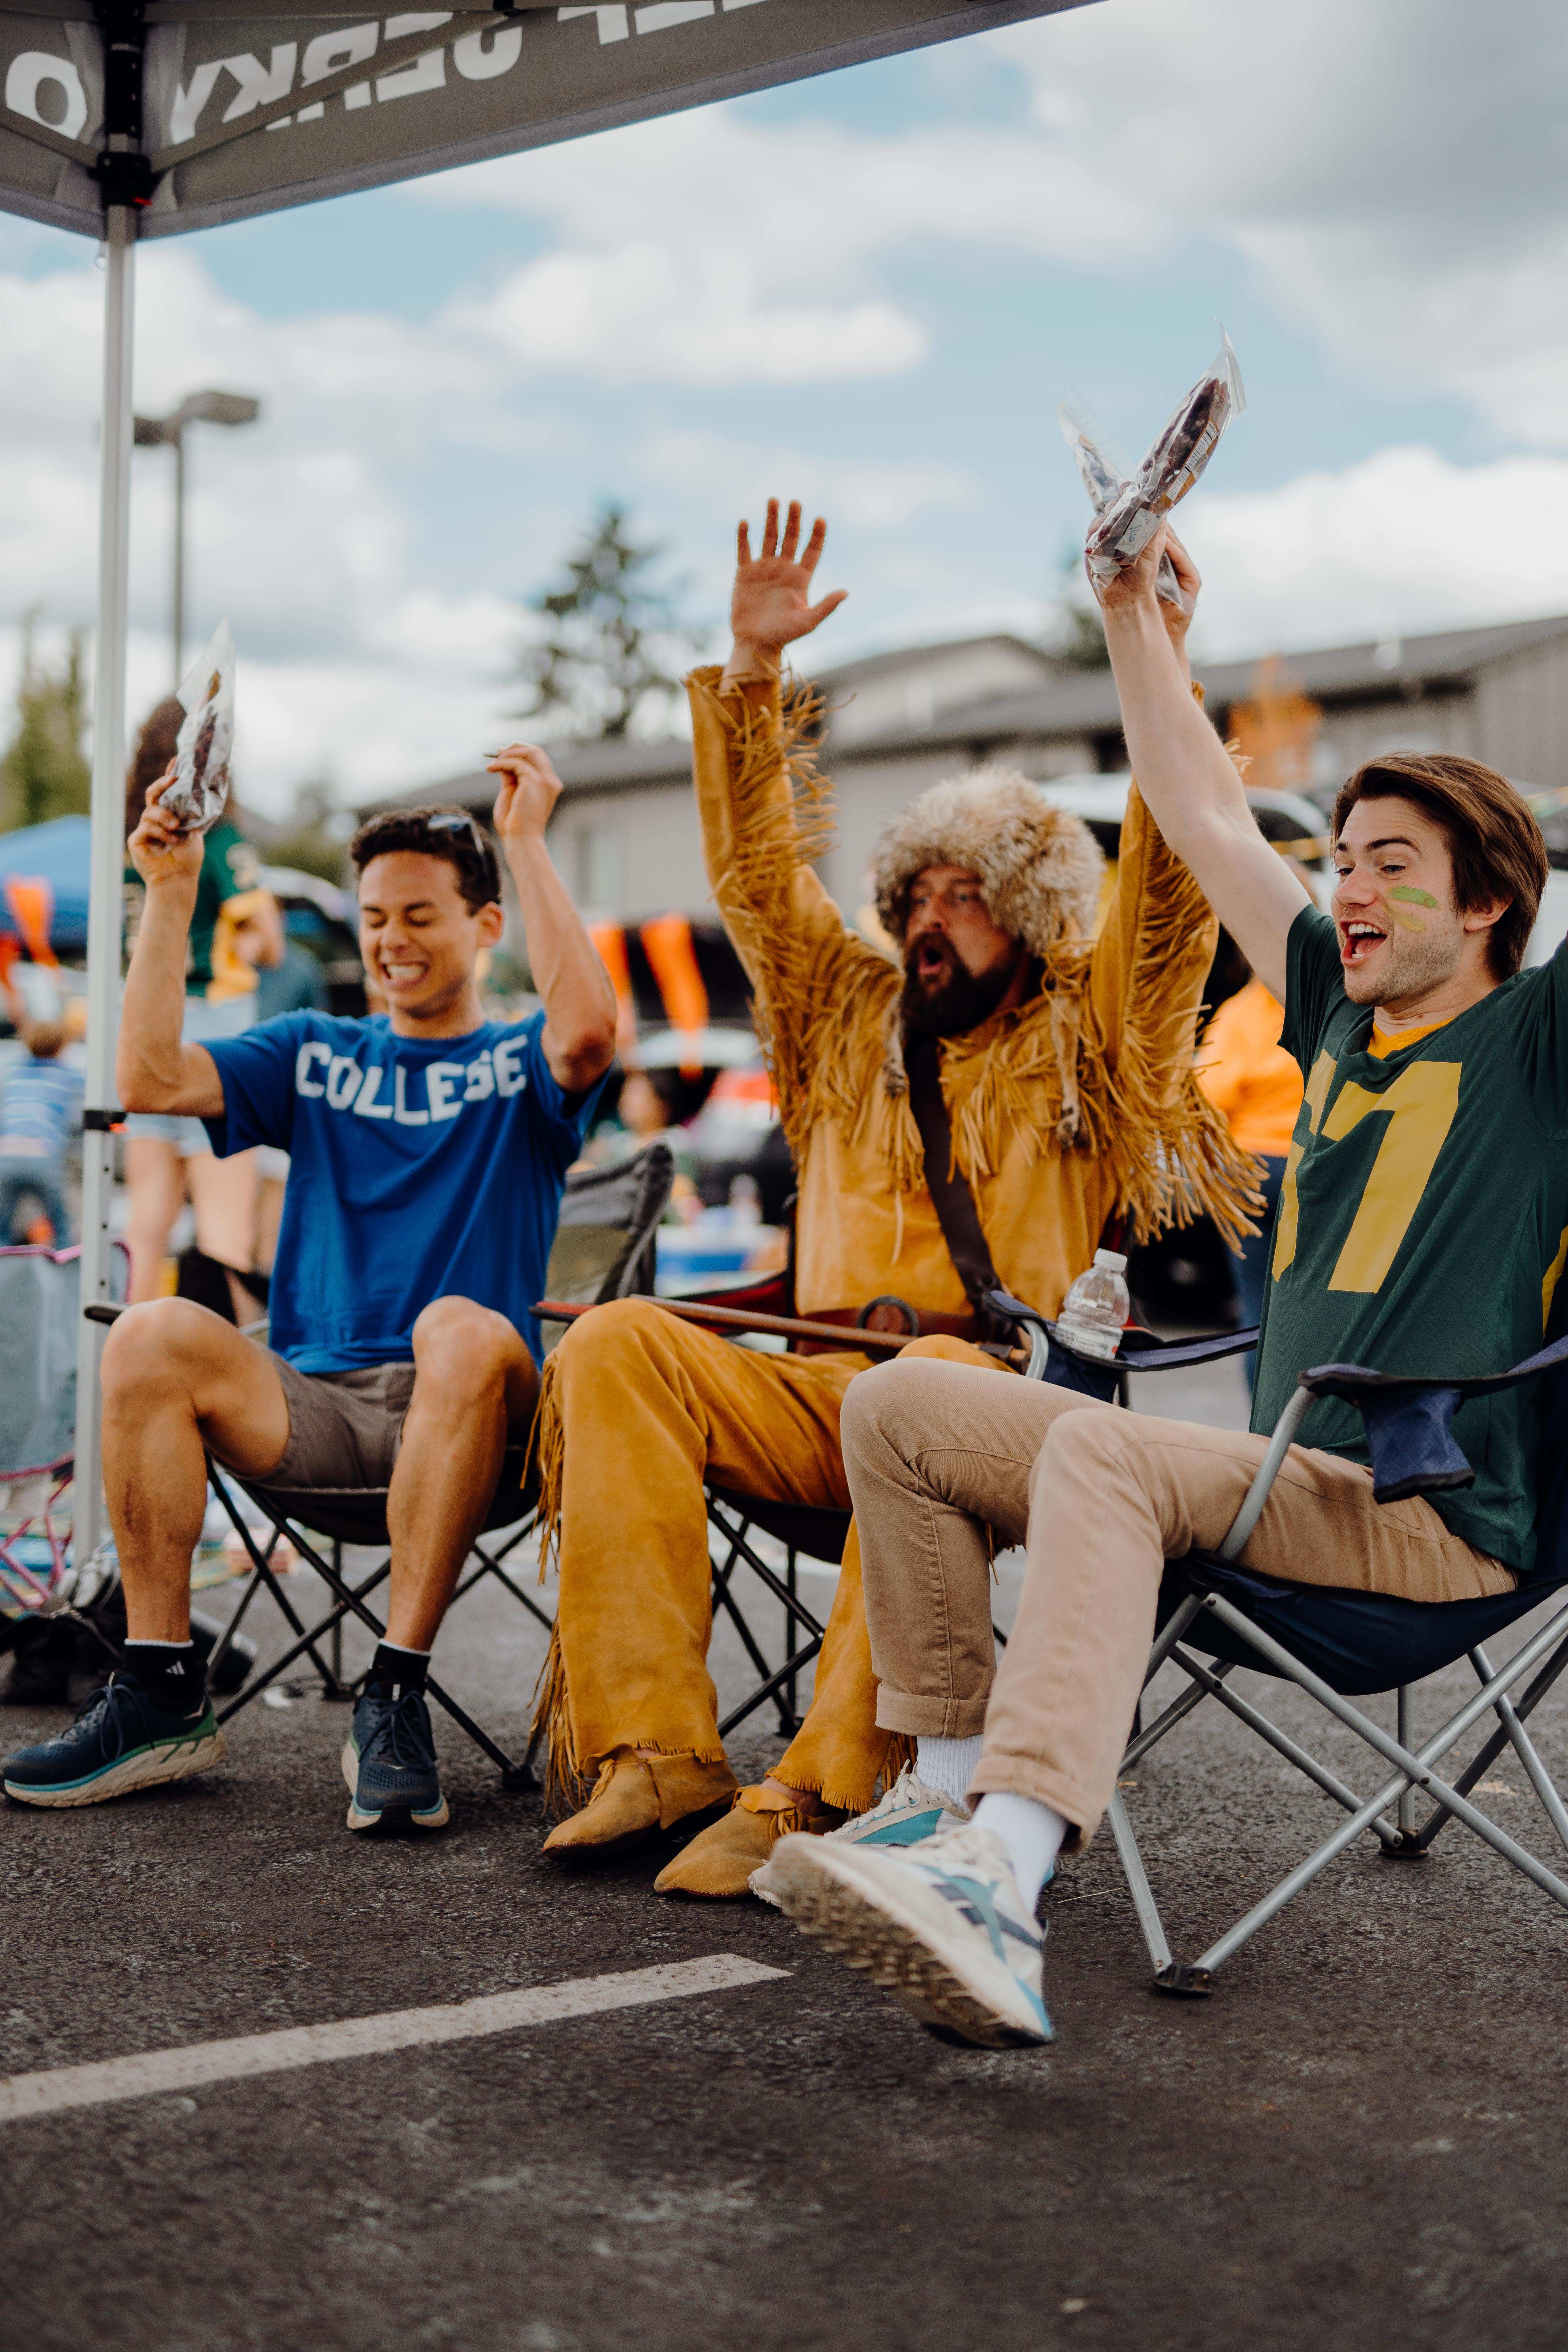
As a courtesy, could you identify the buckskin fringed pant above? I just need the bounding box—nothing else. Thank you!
[530,1296,993,1810]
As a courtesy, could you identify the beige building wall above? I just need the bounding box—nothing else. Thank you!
[1472,637,1568,793]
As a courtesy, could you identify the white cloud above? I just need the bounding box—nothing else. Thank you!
[989,0,1568,442]
[422,103,1148,389]
[1183,446,1568,659]
[642,428,975,529]
[454,245,922,387]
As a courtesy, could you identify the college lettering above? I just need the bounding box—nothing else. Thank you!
[293,1040,525,1123]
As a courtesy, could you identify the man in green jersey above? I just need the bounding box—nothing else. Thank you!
[762,522,1561,2049]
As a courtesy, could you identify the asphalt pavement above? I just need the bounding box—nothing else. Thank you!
[3,1353,1568,2351]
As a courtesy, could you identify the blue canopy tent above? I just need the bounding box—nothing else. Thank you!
[0,817,92,958]
[0,0,1098,1549]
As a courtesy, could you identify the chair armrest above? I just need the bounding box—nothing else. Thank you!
[979,1283,1254,1373]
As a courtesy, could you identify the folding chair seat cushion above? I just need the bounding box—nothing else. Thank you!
[1158,1552,1568,1696]
[707,1485,850,1566]
[234,1442,537,1552]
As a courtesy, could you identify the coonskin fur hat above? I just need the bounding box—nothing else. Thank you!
[874,763,1105,960]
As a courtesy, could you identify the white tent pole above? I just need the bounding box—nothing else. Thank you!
[75,201,137,1566]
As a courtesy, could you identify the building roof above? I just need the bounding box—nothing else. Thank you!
[842,611,1568,758]
[386,609,1568,808]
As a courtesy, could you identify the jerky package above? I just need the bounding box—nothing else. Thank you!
[1058,400,1183,607]
[1080,333,1245,588]
[162,620,235,835]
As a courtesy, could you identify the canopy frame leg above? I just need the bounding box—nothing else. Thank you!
[74,201,137,1566]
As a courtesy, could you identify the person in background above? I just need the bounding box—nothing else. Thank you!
[0,973,83,1244]
[251,924,328,1276]
[1197,956,1305,1380]
[120,699,284,1319]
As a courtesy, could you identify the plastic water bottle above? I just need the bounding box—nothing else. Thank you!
[1056,1248,1131,1361]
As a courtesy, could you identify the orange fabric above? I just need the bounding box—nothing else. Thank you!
[1368,1016,1454,1060]
[639,912,709,1078]
[590,921,640,1063]
[2,876,57,966]
[1198,976,1303,1157]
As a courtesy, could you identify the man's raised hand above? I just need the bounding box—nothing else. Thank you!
[727,498,847,676]
[127,765,203,895]
[488,741,563,844]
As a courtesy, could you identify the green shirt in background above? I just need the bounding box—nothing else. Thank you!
[123,821,263,998]
[1254,906,1568,1575]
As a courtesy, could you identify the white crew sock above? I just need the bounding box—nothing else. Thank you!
[915,1734,984,1812]
[973,1791,1070,1910]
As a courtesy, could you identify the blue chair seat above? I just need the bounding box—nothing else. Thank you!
[1160,1553,1568,1697]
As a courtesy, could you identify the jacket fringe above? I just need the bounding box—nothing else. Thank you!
[715,680,1258,1244]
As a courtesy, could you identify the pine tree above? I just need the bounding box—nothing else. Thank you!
[1,614,92,831]
[516,505,698,740]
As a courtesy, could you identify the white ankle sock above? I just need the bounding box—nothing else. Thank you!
[915,1734,984,1812]
[972,1791,1070,1910]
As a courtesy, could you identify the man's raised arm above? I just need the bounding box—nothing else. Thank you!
[1097,527,1311,1001]
[486,744,618,1095]
[117,774,225,1119]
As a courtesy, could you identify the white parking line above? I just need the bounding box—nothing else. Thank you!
[0,1955,788,2125]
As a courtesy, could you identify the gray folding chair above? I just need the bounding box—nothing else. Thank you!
[986,1282,1568,2000]
[92,1143,676,1788]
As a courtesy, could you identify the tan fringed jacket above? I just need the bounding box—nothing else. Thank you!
[688,665,1257,1325]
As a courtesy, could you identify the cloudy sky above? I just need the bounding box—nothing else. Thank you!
[1,0,1564,816]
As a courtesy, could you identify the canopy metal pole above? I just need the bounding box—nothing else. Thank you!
[75,202,137,1565]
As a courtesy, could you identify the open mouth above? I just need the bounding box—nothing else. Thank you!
[1338,918,1386,967]
[913,938,955,983]
[379,960,429,989]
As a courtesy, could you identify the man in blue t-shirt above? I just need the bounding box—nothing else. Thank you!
[5,751,615,1830]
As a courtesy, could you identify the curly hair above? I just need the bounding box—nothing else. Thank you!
[348,805,501,912]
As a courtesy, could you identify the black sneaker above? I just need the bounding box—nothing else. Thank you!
[2,1674,225,1807]
[341,1685,449,1832]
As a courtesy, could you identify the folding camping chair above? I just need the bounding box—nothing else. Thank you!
[0,1243,90,1624]
[92,1142,675,1790]
[985,1281,1568,2000]
[697,1282,1019,1747]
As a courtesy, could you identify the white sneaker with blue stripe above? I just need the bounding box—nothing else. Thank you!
[748,1766,966,1909]
[767,1817,1051,2048]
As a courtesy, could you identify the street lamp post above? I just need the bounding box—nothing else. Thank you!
[133,390,261,688]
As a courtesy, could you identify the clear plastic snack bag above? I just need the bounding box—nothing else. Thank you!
[162,620,235,835]
[1058,400,1184,607]
[1079,332,1245,589]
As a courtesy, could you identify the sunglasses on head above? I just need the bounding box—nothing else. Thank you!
[427,810,486,850]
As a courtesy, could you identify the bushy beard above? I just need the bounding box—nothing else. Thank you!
[901,935,1029,1042]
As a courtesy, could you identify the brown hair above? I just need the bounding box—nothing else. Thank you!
[1332,751,1548,981]
[348,805,501,913]
[125,695,246,839]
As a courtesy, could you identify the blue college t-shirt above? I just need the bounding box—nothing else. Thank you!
[203,1011,597,1372]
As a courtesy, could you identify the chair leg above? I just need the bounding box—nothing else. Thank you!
[785,1548,799,1731]
[1106,1788,1178,1984]
[206,1466,344,1697]
[1415,1628,1568,1854]
[1184,1593,1568,1981]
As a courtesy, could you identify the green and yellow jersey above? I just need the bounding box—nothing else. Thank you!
[122,821,266,1002]
[1255,907,1568,1576]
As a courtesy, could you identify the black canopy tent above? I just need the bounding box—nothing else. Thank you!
[0,0,1094,1536]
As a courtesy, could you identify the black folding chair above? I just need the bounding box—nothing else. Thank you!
[93,1143,675,1789]
[986,1281,1568,2000]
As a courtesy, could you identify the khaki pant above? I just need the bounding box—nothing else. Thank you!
[840,1357,1514,1848]
[533,1294,995,1808]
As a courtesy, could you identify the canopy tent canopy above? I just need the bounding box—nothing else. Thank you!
[0,0,1097,1548]
[0,2,1090,238]
[0,817,92,956]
